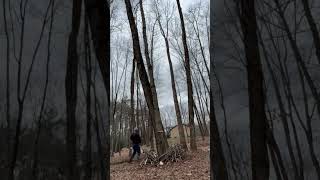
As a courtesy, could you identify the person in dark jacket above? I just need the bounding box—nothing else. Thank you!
[129,127,141,162]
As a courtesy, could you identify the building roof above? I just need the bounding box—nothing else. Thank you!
[167,124,190,135]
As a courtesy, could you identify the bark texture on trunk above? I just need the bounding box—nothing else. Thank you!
[84,0,110,178]
[65,0,82,179]
[239,1,270,179]
[124,0,168,154]
[84,13,92,180]
[157,13,188,150]
[175,0,197,151]
[209,1,229,180]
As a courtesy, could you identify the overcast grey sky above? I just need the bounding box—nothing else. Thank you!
[111,0,209,111]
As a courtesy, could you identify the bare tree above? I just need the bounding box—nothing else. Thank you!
[273,0,320,119]
[84,0,110,178]
[154,0,188,150]
[31,1,55,179]
[300,0,320,64]
[65,0,82,179]
[124,0,168,154]
[130,61,136,139]
[84,12,92,180]
[238,0,270,179]
[209,1,229,179]
[175,0,197,151]
[3,0,11,166]
[8,1,52,179]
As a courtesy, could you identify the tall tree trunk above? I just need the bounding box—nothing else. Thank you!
[194,103,205,139]
[84,0,110,178]
[3,0,11,168]
[193,74,209,136]
[239,0,270,179]
[93,82,107,180]
[209,2,229,179]
[213,63,238,179]
[140,101,146,145]
[9,1,49,178]
[266,129,289,180]
[31,1,54,178]
[124,0,168,154]
[175,0,197,151]
[65,0,82,179]
[190,50,210,95]
[157,15,188,149]
[300,0,320,64]
[139,0,168,153]
[84,13,92,180]
[297,62,320,179]
[129,60,136,145]
[258,26,300,179]
[136,70,140,129]
[283,61,305,179]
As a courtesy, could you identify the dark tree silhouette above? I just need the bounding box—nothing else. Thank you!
[239,0,270,179]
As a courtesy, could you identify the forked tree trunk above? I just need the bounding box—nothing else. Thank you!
[239,0,270,179]
[175,0,197,151]
[139,0,167,152]
[124,0,168,154]
[157,13,188,149]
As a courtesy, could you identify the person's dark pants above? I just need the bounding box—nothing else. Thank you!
[130,144,141,161]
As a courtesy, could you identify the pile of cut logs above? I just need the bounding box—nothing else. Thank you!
[140,144,186,166]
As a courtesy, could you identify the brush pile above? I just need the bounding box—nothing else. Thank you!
[140,144,186,166]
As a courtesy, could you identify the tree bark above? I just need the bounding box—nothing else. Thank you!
[65,0,82,179]
[124,0,168,154]
[258,25,300,179]
[8,1,49,178]
[84,13,92,180]
[84,0,110,178]
[157,13,188,149]
[239,0,270,179]
[31,1,54,179]
[175,0,197,151]
[130,60,136,138]
[209,1,229,179]
[3,0,12,171]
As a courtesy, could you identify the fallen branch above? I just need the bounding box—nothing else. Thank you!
[140,144,186,167]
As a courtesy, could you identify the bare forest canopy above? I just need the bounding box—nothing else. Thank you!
[210,0,320,180]
[109,0,210,154]
[0,0,320,180]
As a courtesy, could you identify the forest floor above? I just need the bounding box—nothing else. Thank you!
[110,137,209,180]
